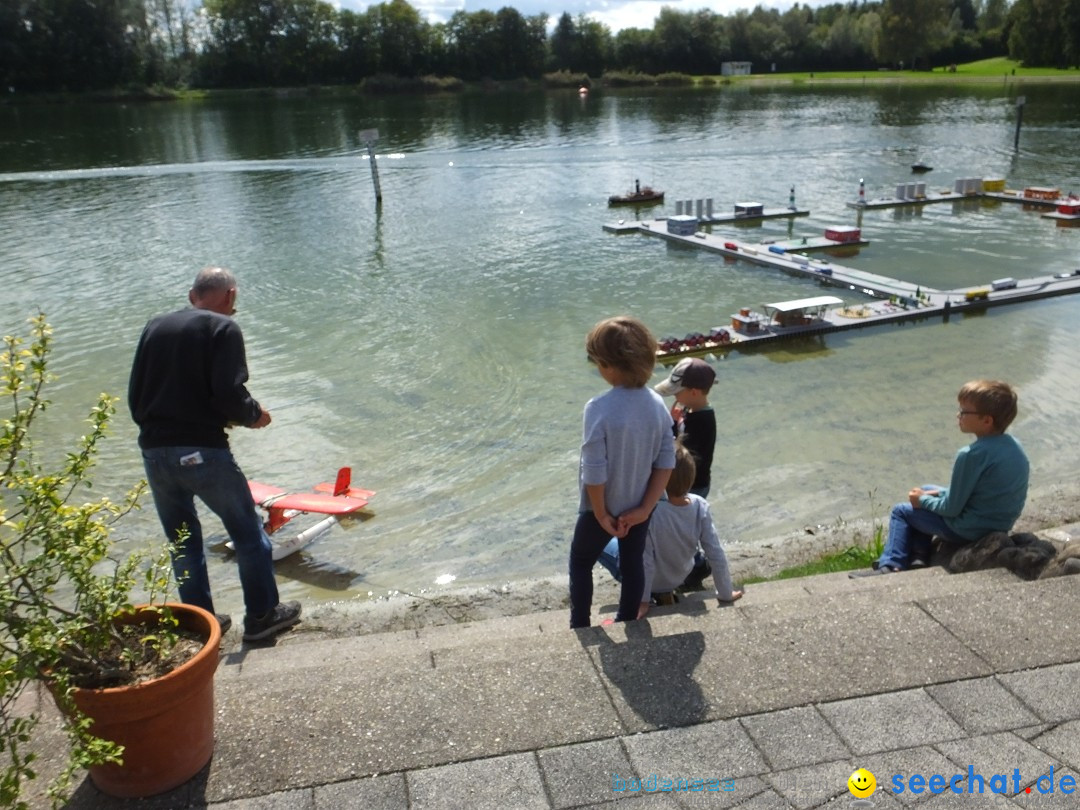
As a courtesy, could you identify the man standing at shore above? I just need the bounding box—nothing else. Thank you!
[128,266,301,642]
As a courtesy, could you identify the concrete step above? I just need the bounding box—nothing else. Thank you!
[221,565,1021,680]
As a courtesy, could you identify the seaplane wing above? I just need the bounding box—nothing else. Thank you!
[267,491,369,515]
[240,467,376,560]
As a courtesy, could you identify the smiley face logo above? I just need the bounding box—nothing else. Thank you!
[848,768,876,798]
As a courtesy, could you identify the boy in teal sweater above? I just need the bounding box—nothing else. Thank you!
[851,379,1029,576]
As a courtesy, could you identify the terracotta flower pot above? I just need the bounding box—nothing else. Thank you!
[69,603,221,798]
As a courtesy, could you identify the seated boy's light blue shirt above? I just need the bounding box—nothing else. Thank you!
[579,385,675,517]
[918,433,1029,541]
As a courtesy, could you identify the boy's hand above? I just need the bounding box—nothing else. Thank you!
[617,505,651,531]
[637,601,651,620]
[719,590,744,605]
[597,511,624,538]
[908,487,934,507]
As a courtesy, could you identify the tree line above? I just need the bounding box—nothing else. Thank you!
[1,0,1077,94]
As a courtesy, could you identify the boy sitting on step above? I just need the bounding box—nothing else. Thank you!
[599,441,742,617]
[850,379,1030,577]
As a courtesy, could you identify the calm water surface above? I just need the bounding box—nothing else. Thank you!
[2,84,1079,610]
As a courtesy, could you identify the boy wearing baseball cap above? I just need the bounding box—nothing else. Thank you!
[655,357,716,498]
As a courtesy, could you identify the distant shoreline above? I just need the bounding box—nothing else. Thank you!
[6,70,1079,107]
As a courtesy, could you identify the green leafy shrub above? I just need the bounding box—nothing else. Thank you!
[0,314,179,809]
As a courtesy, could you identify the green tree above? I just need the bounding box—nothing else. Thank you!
[1007,0,1066,66]
[780,3,817,70]
[367,0,429,76]
[337,8,378,81]
[612,27,657,73]
[877,0,949,68]
[977,0,1008,31]
[549,12,578,71]
[1063,0,1080,68]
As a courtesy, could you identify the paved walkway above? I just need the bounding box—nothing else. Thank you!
[25,525,1080,809]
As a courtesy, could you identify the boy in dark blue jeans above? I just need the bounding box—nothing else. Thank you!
[568,316,675,628]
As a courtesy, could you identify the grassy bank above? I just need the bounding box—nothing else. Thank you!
[8,58,1079,106]
[714,57,1080,86]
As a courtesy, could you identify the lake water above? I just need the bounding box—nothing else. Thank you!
[2,83,1079,610]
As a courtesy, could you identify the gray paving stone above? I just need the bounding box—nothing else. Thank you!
[406,752,548,809]
[915,791,1018,808]
[927,677,1040,734]
[621,720,769,787]
[1029,720,1080,772]
[590,629,716,731]
[921,578,1080,672]
[936,732,1061,793]
[206,788,314,809]
[312,774,407,809]
[209,645,622,799]
[220,630,429,679]
[537,739,637,809]
[999,663,1080,723]
[669,775,769,809]
[729,787,794,808]
[739,707,850,770]
[764,759,854,809]
[859,746,963,806]
[818,689,966,755]
[578,793,681,808]
[1014,725,1053,741]
[595,601,987,734]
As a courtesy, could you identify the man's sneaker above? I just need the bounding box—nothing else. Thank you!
[909,557,929,569]
[215,614,232,635]
[243,601,302,642]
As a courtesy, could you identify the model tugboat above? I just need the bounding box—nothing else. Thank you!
[609,179,665,206]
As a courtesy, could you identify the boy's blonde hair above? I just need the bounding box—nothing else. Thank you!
[585,316,657,388]
[958,379,1018,433]
[666,441,697,499]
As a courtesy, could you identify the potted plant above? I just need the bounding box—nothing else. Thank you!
[1,314,220,809]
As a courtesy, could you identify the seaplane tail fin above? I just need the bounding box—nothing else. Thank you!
[333,467,352,497]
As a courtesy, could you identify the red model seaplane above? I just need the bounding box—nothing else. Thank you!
[227,467,376,560]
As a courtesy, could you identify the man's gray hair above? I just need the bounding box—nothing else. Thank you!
[191,266,236,296]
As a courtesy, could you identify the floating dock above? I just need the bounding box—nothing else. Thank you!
[600,207,1080,361]
[846,177,1080,213]
[653,272,1080,362]
[603,208,808,234]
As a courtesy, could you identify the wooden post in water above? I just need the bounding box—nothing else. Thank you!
[1014,96,1025,151]
[360,128,382,205]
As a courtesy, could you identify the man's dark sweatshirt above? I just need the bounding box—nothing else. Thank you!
[128,308,263,449]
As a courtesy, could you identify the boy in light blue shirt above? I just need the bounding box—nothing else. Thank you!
[569,316,675,628]
[851,379,1029,576]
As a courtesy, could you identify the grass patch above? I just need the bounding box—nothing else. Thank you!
[742,500,886,584]
[742,544,880,584]
[714,59,1079,85]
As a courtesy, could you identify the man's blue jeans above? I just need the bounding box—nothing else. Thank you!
[142,446,278,617]
[877,484,967,570]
